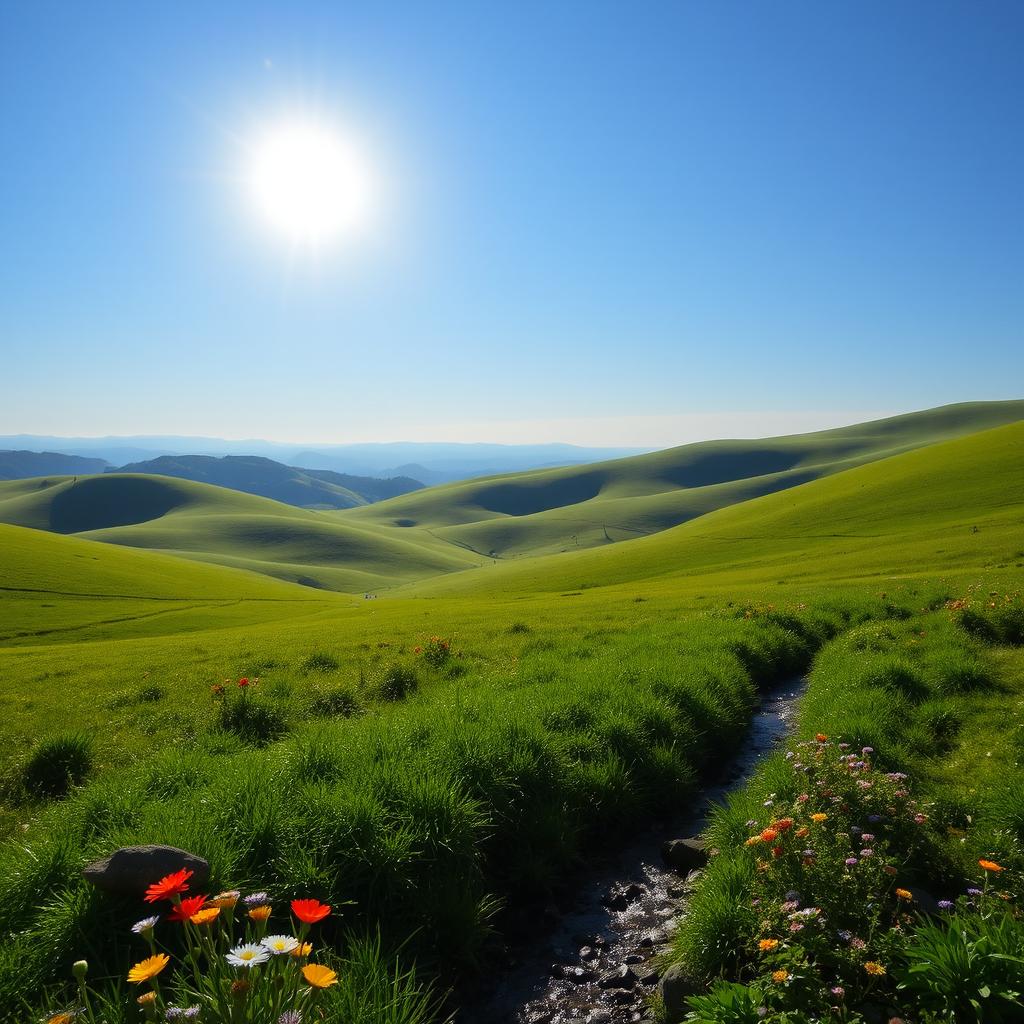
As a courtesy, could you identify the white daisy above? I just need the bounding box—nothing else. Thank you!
[261,934,299,955]
[226,942,271,968]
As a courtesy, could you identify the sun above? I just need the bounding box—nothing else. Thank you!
[246,118,375,245]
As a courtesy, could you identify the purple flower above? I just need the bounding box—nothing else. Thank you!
[860,849,874,858]
[845,857,859,866]
[938,900,954,911]
[278,1013,303,1024]
[837,930,853,942]
[868,814,882,823]
[967,887,983,896]
[166,1010,201,1022]
[244,892,270,907]
[850,937,866,950]
[861,833,875,842]
[789,921,804,932]
[831,985,845,997]
[862,746,874,754]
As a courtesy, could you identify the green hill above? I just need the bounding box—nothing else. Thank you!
[113,454,423,509]
[0,474,481,592]
[342,400,1024,559]
[0,450,108,480]
[410,418,1024,597]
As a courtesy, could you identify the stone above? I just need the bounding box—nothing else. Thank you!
[612,990,636,1005]
[658,964,695,1023]
[639,935,654,948]
[82,845,209,895]
[528,1012,554,1024]
[603,882,645,910]
[623,953,644,964]
[565,966,594,984]
[640,969,660,986]
[580,945,598,961]
[598,965,637,990]
[587,1012,612,1024]
[661,837,708,873]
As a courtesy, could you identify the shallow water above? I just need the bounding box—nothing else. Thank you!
[461,679,805,1024]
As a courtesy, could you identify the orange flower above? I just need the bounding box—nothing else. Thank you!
[771,969,789,983]
[760,828,779,843]
[291,942,313,958]
[248,905,272,922]
[144,868,193,903]
[795,827,809,839]
[774,818,794,831]
[302,963,338,989]
[292,898,331,924]
[979,859,1004,872]
[168,895,207,922]
[883,865,898,876]
[810,813,828,823]
[815,733,828,743]
[759,939,779,952]
[136,992,157,1007]
[771,845,784,858]
[895,888,913,901]
[864,961,886,976]
[128,953,170,983]
[191,907,221,926]
[208,890,240,909]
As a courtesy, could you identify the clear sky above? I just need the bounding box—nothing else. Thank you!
[2,1,1022,447]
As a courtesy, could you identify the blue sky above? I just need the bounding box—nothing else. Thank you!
[2,1,1022,446]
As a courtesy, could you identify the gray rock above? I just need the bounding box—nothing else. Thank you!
[623,953,644,964]
[603,882,645,910]
[658,964,695,1023]
[528,1012,554,1024]
[640,969,660,986]
[82,845,209,895]
[599,965,637,990]
[661,837,708,873]
[587,1012,612,1024]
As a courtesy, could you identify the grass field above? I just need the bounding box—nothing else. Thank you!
[0,407,1022,1022]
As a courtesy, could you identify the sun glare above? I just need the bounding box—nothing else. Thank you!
[247,118,375,245]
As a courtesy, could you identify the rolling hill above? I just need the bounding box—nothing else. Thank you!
[0,474,481,592]
[112,454,423,509]
[0,450,108,480]
[341,400,1024,559]
[409,417,1024,597]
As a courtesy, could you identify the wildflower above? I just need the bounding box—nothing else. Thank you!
[771,969,789,983]
[845,857,858,866]
[745,836,761,847]
[137,992,157,1007]
[238,678,250,688]
[72,960,88,980]
[861,833,875,842]
[938,900,954,910]
[883,865,898,876]
[191,907,221,926]
[979,859,1004,872]
[244,892,270,907]
[771,844,783,858]
[132,916,159,935]
[209,890,240,909]
[861,849,875,858]
[913,813,927,824]
[248,905,272,922]
[864,961,886,976]
[302,963,338,989]
[291,898,331,924]
[810,813,828,823]
[780,901,799,913]
[850,938,866,950]
[797,793,809,803]
[759,939,779,951]
[144,869,193,903]
[45,1014,77,1024]
[226,943,271,968]
[165,1009,201,1021]
[168,895,208,922]
[290,942,313,958]
[128,953,170,983]
[831,986,845,998]
[967,887,983,896]
[896,888,913,901]
[760,828,779,843]
[862,746,874,754]
[262,934,299,954]
[789,921,804,933]
[211,683,225,696]
[278,1014,303,1024]
[775,818,794,831]
[795,826,809,838]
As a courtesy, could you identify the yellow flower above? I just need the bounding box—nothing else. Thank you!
[248,905,272,922]
[46,1015,76,1024]
[895,888,913,901]
[810,813,828,823]
[864,961,886,976]
[128,953,170,983]
[744,836,761,847]
[302,963,339,989]
[208,890,240,909]
[137,992,157,1006]
[191,906,221,926]
[291,942,313,958]
[771,969,789,983]
[759,939,779,952]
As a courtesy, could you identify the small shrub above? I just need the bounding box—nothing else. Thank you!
[685,980,768,1023]
[379,663,418,701]
[301,651,341,673]
[954,608,1000,644]
[22,732,94,797]
[416,636,451,668]
[215,693,287,745]
[310,686,363,718]
[136,683,165,703]
[507,622,531,635]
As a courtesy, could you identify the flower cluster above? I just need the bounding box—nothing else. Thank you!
[415,635,452,667]
[56,870,337,1024]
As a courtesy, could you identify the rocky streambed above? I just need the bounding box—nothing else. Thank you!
[461,679,805,1024]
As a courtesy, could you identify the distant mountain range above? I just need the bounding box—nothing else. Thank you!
[111,455,423,509]
[0,436,645,484]
[0,450,107,480]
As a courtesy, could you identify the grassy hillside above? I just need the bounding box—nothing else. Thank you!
[345,400,1024,558]
[410,418,1024,597]
[115,453,423,508]
[0,474,481,592]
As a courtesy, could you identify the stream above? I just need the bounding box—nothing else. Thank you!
[462,678,805,1024]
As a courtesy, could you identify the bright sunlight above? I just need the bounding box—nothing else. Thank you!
[246,117,376,245]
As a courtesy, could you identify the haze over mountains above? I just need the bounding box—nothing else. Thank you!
[0,436,645,484]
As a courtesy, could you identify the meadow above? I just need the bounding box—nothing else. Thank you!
[0,408,1022,1023]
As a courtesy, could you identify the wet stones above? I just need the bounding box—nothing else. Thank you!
[598,964,637,990]
[660,837,708,873]
[602,881,645,910]
[658,964,695,1023]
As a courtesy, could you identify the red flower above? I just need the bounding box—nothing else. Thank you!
[144,869,193,903]
[168,894,208,922]
[238,678,250,688]
[291,898,331,924]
